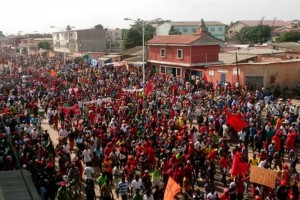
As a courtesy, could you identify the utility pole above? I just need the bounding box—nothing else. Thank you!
[235,52,239,85]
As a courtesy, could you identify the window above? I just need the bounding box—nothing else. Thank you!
[160,66,166,74]
[218,27,223,31]
[176,68,181,76]
[175,28,180,32]
[192,28,196,33]
[55,42,60,48]
[177,49,183,59]
[160,48,166,58]
[183,28,188,32]
[115,32,119,36]
[210,28,215,32]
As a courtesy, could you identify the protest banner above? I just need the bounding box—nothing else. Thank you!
[250,166,277,188]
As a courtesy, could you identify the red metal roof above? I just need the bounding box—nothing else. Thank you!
[147,35,203,45]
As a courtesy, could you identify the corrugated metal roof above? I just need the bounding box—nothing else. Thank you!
[219,52,257,64]
[147,35,203,45]
[239,20,291,27]
[0,171,40,200]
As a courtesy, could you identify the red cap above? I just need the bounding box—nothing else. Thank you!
[61,181,67,187]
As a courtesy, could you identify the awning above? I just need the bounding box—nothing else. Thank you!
[0,170,40,200]
[132,62,146,67]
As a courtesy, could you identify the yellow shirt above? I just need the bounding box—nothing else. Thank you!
[250,158,259,166]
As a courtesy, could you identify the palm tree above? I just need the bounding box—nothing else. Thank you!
[232,28,249,44]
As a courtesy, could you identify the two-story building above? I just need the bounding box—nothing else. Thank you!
[147,22,224,78]
[156,19,226,41]
[106,29,122,52]
[52,28,107,56]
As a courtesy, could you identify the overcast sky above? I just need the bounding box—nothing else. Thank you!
[1,0,299,35]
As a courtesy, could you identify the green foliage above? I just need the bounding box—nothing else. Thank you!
[232,27,249,44]
[38,41,51,49]
[245,25,272,44]
[169,26,181,35]
[233,25,272,44]
[276,31,300,42]
[122,20,156,50]
[0,31,4,37]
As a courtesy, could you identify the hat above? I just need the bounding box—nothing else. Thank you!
[229,182,236,188]
[223,188,229,193]
[61,181,67,187]
[281,179,287,186]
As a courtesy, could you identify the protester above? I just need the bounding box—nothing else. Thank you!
[0,51,299,200]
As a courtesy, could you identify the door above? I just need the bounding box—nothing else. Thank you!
[169,67,176,77]
[220,73,226,83]
[245,76,263,90]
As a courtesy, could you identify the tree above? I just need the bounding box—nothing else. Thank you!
[38,41,51,49]
[94,24,103,29]
[0,31,4,37]
[169,26,181,35]
[232,27,250,44]
[276,31,300,42]
[122,20,156,50]
[232,25,272,44]
[244,25,272,44]
[66,25,73,31]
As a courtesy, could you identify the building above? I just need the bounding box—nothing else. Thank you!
[106,29,122,52]
[267,42,300,59]
[52,28,107,55]
[147,22,224,78]
[198,59,300,90]
[227,20,292,38]
[19,38,52,54]
[156,19,226,41]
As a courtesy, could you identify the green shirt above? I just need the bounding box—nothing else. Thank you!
[57,186,69,200]
[97,175,106,187]
[133,194,143,200]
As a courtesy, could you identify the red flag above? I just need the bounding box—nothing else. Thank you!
[237,162,249,174]
[145,81,152,96]
[230,152,240,176]
[164,177,181,200]
[226,111,247,132]
[203,73,208,82]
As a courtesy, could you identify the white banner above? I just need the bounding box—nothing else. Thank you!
[83,97,112,105]
[122,88,143,93]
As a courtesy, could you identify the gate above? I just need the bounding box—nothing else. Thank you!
[245,76,263,90]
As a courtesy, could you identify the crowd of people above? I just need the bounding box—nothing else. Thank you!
[0,50,299,200]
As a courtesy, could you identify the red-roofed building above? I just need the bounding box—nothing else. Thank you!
[147,20,223,78]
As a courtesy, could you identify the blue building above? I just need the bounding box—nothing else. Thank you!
[156,19,226,41]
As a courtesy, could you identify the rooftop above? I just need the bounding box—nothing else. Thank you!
[0,170,40,200]
[147,35,203,45]
[267,42,300,53]
[238,20,291,27]
[219,52,257,64]
[168,21,225,26]
[225,47,285,55]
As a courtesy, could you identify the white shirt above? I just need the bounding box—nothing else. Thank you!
[84,166,94,180]
[83,149,92,163]
[131,179,143,194]
[258,160,266,168]
[58,129,68,138]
